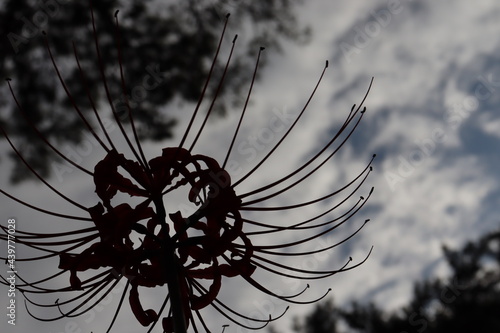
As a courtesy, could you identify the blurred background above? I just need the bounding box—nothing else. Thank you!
[1,0,499,332]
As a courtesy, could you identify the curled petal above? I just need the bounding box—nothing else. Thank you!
[94,150,148,207]
[129,282,158,326]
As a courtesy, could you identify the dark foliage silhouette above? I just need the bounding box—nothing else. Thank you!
[292,229,500,333]
[0,0,310,183]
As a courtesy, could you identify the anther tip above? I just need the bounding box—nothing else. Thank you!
[225,13,230,19]
[260,46,265,51]
[325,60,329,68]
[42,30,47,35]
[6,78,11,81]
[114,10,119,17]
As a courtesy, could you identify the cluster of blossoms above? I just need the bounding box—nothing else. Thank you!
[1,4,374,333]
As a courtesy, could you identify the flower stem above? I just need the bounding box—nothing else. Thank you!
[153,197,187,333]
[166,247,188,333]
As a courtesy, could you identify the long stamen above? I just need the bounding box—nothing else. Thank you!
[19,268,111,296]
[241,157,374,211]
[241,166,370,233]
[89,2,147,169]
[189,34,238,153]
[1,126,88,211]
[113,10,150,172]
[145,294,170,333]
[249,191,373,250]
[105,280,130,333]
[190,279,275,330]
[23,276,115,321]
[7,236,97,263]
[240,112,370,206]
[5,78,94,176]
[248,247,373,278]
[0,188,91,221]
[255,218,370,256]
[222,46,265,169]
[72,41,117,151]
[244,195,362,236]
[240,272,332,305]
[57,277,122,318]
[233,60,329,188]
[5,270,67,291]
[42,32,110,154]
[179,13,231,149]
[238,78,374,202]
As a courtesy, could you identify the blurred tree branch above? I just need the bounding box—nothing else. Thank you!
[0,0,310,183]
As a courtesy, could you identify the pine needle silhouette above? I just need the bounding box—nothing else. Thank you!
[1,4,375,333]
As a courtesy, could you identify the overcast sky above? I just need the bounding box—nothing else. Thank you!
[2,1,500,333]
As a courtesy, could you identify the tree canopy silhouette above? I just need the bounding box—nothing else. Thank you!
[1,0,310,183]
[291,229,500,333]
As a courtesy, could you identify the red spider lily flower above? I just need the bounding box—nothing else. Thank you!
[0,5,375,333]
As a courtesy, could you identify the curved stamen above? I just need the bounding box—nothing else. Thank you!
[0,188,91,221]
[145,293,171,333]
[179,14,231,149]
[2,270,66,292]
[239,78,373,201]
[240,271,333,305]
[240,111,371,206]
[190,279,274,330]
[72,41,117,151]
[0,226,96,238]
[189,34,238,153]
[17,268,111,295]
[246,247,372,278]
[42,32,110,154]
[56,276,122,318]
[248,188,373,250]
[241,157,374,211]
[191,275,290,323]
[243,167,370,235]
[89,2,147,170]
[5,78,95,176]
[222,46,265,169]
[1,126,88,211]
[233,60,329,188]
[1,235,98,263]
[113,10,150,172]
[255,219,370,256]
[244,196,362,236]
[1,232,97,248]
[245,254,353,280]
[105,279,130,333]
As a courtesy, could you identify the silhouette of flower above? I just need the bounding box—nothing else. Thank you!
[1,5,374,333]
